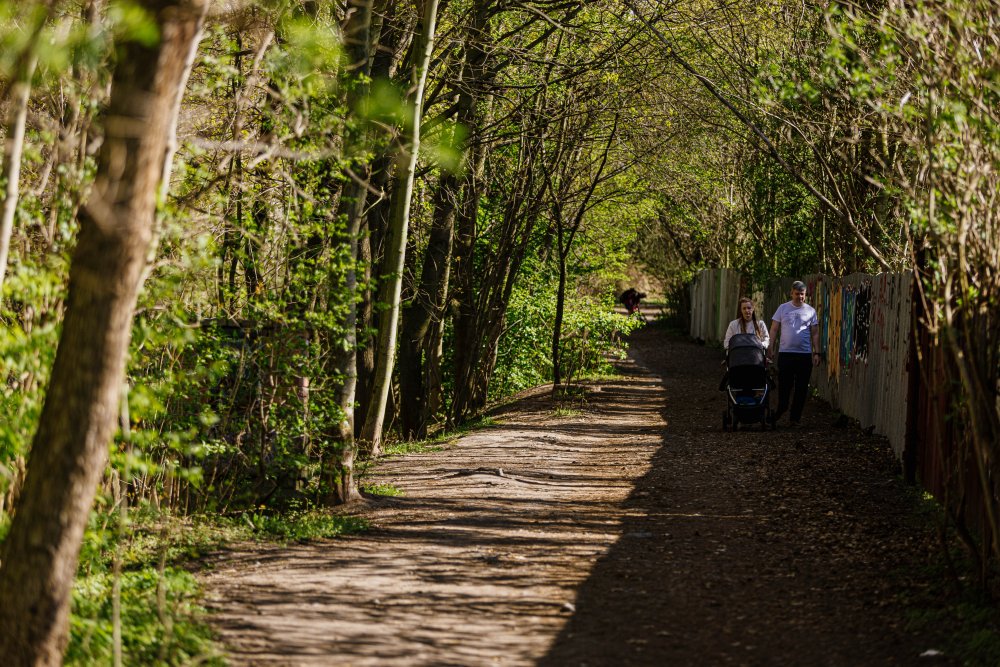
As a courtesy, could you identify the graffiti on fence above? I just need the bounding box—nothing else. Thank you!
[853,281,871,365]
[841,287,855,371]
[827,284,841,377]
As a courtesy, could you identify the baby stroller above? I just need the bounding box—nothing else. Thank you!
[721,333,771,431]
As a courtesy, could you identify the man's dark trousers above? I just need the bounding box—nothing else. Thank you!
[774,352,812,423]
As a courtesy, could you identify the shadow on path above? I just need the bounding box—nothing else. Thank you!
[204,323,953,666]
[540,323,953,666]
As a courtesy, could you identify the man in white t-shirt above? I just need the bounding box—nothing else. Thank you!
[767,280,821,427]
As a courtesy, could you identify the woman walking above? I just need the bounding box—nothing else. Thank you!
[724,297,770,350]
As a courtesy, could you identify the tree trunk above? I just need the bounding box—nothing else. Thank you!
[325,0,374,505]
[360,0,440,453]
[548,113,618,393]
[399,170,459,438]
[352,0,407,428]
[329,179,366,503]
[354,151,393,430]
[452,122,543,421]
[449,2,493,424]
[0,2,207,664]
[0,52,38,298]
[551,225,567,389]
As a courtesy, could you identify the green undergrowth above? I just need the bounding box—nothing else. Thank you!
[901,570,1000,666]
[361,482,404,497]
[892,488,1000,666]
[379,439,445,457]
[579,368,630,381]
[68,567,219,666]
[379,415,498,459]
[66,505,368,666]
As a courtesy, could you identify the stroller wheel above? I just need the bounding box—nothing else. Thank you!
[722,410,731,432]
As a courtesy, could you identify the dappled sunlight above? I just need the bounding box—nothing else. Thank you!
[204,359,670,665]
[205,325,954,665]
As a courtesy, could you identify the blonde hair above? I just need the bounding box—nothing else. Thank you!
[736,297,766,340]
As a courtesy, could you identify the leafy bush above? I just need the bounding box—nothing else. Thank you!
[237,508,367,541]
[67,567,221,666]
[491,281,641,399]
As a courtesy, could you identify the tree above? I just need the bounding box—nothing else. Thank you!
[0,3,48,298]
[546,112,621,389]
[326,0,377,503]
[0,1,207,662]
[360,0,441,453]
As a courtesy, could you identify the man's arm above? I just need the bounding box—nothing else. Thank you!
[768,319,780,358]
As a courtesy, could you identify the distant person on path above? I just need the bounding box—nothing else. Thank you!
[619,288,645,316]
[767,281,820,427]
[719,297,770,391]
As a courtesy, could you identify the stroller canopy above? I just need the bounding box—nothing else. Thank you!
[728,333,766,368]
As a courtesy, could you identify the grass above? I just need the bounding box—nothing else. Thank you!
[902,588,1000,666]
[380,439,445,457]
[236,508,368,541]
[65,504,368,666]
[889,486,1000,666]
[380,415,497,458]
[577,369,628,381]
[361,482,404,497]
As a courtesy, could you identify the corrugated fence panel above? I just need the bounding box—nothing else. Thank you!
[689,268,743,344]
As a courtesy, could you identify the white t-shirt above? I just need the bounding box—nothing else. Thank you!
[772,301,818,353]
[723,319,770,350]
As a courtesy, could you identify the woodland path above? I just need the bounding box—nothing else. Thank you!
[203,317,957,666]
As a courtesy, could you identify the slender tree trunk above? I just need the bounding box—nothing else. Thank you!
[360,0,441,453]
[352,0,406,427]
[551,222,567,389]
[453,125,542,420]
[0,3,207,664]
[0,54,38,298]
[355,151,393,428]
[329,179,366,502]
[424,303,447,421]
[449,3,493,423]
[325,0,374,504]
[399,170,458,438]
[0,2,52,292]
[549,113,618,392]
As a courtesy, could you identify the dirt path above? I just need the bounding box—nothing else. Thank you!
[203,322,955,666]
